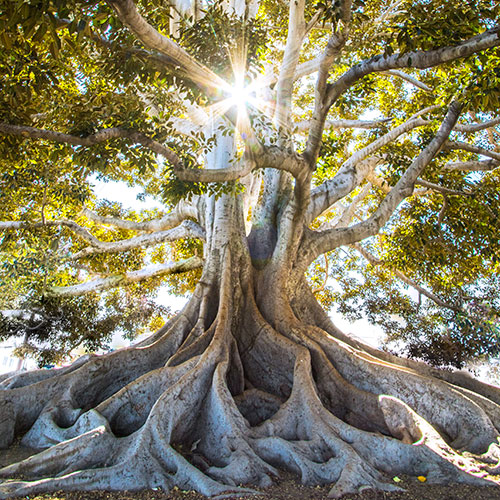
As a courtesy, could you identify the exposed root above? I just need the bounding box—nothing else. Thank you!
[1,269,499,499]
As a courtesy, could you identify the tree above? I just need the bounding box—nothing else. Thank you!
[0,0,500,497]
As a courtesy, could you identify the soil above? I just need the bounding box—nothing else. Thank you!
[2,446,500,500]
[3,477,500,500]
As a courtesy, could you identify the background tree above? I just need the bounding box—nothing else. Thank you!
[0,0,500,497]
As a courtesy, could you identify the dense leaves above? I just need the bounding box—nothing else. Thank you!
[0,0,499,368]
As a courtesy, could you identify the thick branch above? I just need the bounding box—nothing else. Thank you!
[49,257,203,297]
[0,123,184,169]
[105,0,225,95]
[307,114,429,223]
[176,143,307,183]
[442,159,500,172]
[72,220,205,259]
[303,102,461,263]
[444,141,500,161]
[274,0,307,125]
[352,243,460,311]
[81,202,197,233]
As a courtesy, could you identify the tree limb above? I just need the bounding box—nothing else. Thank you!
[444,141,500,161]
[105,0,226,95]
[0,220,102,247]
[303,26,499,163]
[295,118,391,132]
[454,117,500,133]
[72,220,205,259]
[81,201,197,232]
[49,257,203,297]
[326,27,500,109]
[415,178,472,196]
[0,123,184,169]
[442,159,500,172]
[307,114,429,223]
[303,101,462,263]
[380,69,434,92]
[274,0,307,126]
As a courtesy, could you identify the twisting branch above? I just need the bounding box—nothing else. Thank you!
[105,0,226,95]
[49,257,204,297]
[351,243,460,312]
[444,141,500,161]
[0,123,184,169]
[81,201,197,233]
[307,113,430,223]
[442,159,500,172]
[380,70,434,92]
[302,101,462,264]
[415,178,472,196]
[72,220,205,259]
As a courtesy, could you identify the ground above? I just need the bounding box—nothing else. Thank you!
[3,475,500,500]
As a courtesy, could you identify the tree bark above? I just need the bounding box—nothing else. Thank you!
[1,190,500,498]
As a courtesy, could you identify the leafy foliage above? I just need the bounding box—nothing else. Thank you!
[0,0,499,370]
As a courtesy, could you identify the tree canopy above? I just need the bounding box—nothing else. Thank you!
[2,1,500,498]
[0,0,499,368]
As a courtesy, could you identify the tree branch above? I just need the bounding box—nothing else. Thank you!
[303,26,499,163]
[307,113,430,223]
[444,141,500,161]
[81,201,197,233]
[303,101,462,263]
[442,159,500,172]
[0,123,184,169]
[105,0,226,95]
[49,257,203,297]
[415,178,472,196]
[326,27,500,109]
[274,0,307,125]
[0,220,102,247]
[454,117,500,133]
[296,118,391,132]
[380,69,434,92]
[72,220,205,259]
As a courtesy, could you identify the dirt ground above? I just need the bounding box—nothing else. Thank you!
[4,477,500,500]
[2,446,500,500]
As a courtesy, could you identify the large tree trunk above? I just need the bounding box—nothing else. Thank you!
[1,190,500,498]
